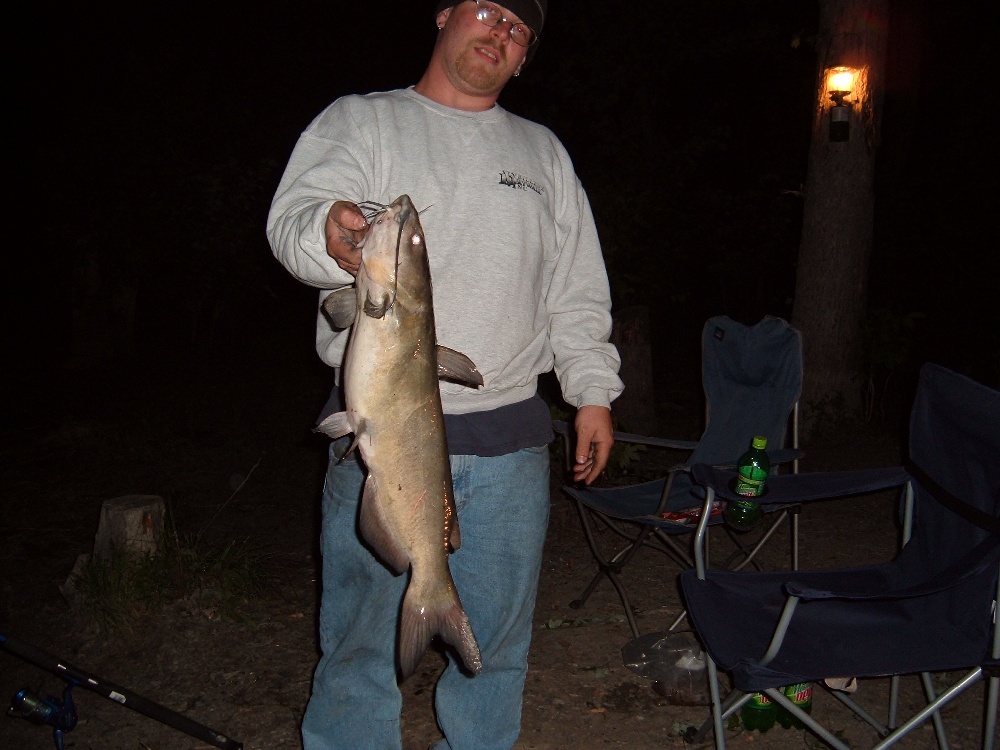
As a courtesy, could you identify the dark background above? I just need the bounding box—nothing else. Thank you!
[2,8,993,747]
[8,1,997,434]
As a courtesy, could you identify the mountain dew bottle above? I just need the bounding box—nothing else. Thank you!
[776,682,813,729]
[740,691,776,732]
[724,436,770,531]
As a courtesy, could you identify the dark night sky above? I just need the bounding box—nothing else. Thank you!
[8,1,997,428]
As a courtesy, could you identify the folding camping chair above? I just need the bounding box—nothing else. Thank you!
[680,362,1000,750]
[558,315,804,638]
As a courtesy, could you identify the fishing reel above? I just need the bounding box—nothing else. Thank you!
[8,684,77,750]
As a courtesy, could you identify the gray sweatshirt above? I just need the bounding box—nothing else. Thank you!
[267,87,622,415]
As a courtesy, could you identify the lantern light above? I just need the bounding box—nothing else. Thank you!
[825,66,858,142]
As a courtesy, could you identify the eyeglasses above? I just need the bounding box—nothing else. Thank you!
[473,0,537,47]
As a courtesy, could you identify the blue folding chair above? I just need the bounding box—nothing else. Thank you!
[557,315,804,638]
[681,363,1000,750]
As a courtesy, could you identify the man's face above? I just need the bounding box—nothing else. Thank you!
[436,1,530,97]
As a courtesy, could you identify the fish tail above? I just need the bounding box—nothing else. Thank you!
[399,581,482,678]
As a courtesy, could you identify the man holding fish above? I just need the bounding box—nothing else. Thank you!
[267,2,623,748]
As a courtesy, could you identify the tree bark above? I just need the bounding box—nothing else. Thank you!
[610,305,658,435]
[93,495,166,561]
[792,0,888,424]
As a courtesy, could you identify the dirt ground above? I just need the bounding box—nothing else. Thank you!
[1,356,994,750]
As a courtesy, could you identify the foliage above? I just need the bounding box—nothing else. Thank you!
[547,400,646,483]
[73,520,274,635]
[75,548,173,634]
[603,440,647,483]
[861,307,925,422]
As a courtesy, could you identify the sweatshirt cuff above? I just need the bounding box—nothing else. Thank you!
[573,388,614,410]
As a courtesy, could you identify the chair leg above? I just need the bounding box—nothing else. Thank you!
[791,505,800,570]
[919,671,950,750]
[687,685,784,747]
[984,669,998,750]
[888,674,900,730]
[827,689,891,736]
[682,655,732,748]
[667,609,688,632]
[570,503,652,638]
[767,688,854,750]
[603,567,640,639]
[869,669,983,750]
[568,546,641,638]
[569,567,611,610]
[569,500,627,609]
[720,509,790,572]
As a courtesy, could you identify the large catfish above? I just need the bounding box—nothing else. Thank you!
[316,194,484,678]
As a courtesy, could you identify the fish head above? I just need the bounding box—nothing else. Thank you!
[358,195,431,319]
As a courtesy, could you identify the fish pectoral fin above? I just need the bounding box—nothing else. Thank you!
[321,288,357,330]
[399,580,482,679]
[363,289,393,319]
[314,411,353,439]
[436,346,484,388]
[359,475,410,575]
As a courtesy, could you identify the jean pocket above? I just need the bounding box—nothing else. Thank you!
[329,436,358,463]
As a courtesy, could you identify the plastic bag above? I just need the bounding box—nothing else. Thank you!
[621,630,710,705]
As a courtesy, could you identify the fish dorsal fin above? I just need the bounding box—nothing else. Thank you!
[321,288,357,330]
[436,346,484,388]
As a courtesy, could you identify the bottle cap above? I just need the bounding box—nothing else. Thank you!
[751,435,767,450]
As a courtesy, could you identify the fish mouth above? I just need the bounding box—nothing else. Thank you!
[359,195,415,319]
[390,194,417,222]
[389,198,415,267]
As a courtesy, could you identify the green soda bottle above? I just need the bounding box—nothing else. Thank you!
[740,691,776,732]
[724,435,770,531]
[776,682,813,729]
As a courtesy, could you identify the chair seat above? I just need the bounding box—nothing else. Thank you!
[563,473,715,534]
[681,535,1000,691]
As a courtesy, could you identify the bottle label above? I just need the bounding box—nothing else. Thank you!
[748,692,772,706]
[783,683,812,704]
[735,470,766,497]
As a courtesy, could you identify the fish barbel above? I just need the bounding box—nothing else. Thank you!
[316,194,483,678]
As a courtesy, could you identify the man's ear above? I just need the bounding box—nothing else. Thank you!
[435,8,452,29]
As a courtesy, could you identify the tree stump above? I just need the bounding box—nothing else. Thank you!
[93,494,165,560]
[610,305,658,435]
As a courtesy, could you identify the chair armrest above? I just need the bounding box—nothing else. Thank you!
[769,448,805,467]
[552,420,699,451]
[691,463,910,506]
[613,431,700,451]
[785,536,1000,602]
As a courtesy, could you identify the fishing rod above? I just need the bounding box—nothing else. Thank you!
[2,631,243,750]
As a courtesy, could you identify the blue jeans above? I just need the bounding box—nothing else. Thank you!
[301,440,551,750]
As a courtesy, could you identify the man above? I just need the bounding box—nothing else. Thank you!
[267,2,623,748]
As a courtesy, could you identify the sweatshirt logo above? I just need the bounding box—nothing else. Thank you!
[499,170,543,195]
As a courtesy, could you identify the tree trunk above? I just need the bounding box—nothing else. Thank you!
[792,0,888,426]
[93,494,166,561]
[610,305,658,435]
